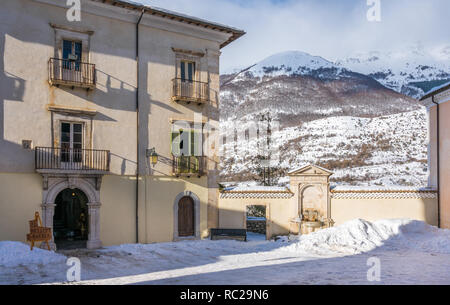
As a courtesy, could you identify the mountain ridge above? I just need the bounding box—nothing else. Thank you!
[218,49,432,186]
[223,47,450,99]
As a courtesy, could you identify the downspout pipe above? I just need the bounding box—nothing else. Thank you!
[135,9,144,243]
[431,95,441,228]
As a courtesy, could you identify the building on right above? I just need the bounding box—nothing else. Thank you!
[420,81,450,229]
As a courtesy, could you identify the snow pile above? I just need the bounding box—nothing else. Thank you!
[398,220,450,254]
[0,241,66,267]
[283,219,450,255]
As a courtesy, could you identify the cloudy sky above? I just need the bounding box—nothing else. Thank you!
[136,0,450,73]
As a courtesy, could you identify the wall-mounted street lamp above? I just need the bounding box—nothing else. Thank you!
[146,148,158,166]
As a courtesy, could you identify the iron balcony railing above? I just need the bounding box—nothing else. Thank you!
[172,156,206,176]
[172,78,209,104]
[48,58,96,88]
[35,147,110,172]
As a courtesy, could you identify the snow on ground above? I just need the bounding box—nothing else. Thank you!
[247,217,267,221]
[285,219,450,255]
[1,219,449,285]
[246,232,267,242]
[0,241,66,268]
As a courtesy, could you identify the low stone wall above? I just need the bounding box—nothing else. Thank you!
[246,219,266,234]
[219,184,439,238]
[219,189,294,239]
[330,188,438,226]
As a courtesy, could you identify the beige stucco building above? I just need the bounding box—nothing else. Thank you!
[0,0,244,249]
[421,82,450,229]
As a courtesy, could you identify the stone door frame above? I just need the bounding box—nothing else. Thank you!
[173,191,201,241]
[289,164,333,220]
[41,175,102,250]
[244,203,270,240]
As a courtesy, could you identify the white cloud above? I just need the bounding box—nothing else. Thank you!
[136,0,450,73]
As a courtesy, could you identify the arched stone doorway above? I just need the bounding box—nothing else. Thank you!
[173,191,200,240]
[178,196,195,237]
[41,177,102,250]
[53,188,89,249]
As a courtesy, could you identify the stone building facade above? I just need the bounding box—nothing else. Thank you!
[0,0,244,249]
[421,82,450,229]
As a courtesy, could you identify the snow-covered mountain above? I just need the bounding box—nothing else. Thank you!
[220,51,419,125]
[335,45,450,99]
[247,51,337,77]
[220,108,428,187]
[219,50,429,186]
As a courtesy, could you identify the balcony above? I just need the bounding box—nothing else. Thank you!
[35,147,110,174]
[172,156,206,177]
[172,78,209,104]
[48,58,96,89]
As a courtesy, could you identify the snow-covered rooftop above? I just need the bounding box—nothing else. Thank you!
[224,186,290,192]
[288,163,333,175]
[424,80,450,96]
[331,185,437,199]
[220,186,293,199]
[331,185,436,192]
[421,80,450,100]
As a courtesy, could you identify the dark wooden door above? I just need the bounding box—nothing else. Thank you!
[178,196,195,237]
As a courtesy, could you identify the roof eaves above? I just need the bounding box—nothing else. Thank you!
[419,82,450,101]
[288,164,333,175]
[93,0,245,48]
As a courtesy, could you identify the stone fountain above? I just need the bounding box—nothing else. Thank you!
[288,164,335,235]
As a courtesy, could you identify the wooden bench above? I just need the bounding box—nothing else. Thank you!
[210,229,247,241]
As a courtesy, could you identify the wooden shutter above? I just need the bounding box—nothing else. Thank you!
[62,40,72,60]
[74,42,82,61]
[179,130,190,156]
[171,131,180,156]
[180,61,195,81]
[191,130,203,156]
[180,61,185,81]
[190,131,195,156]
[187,62,195,81]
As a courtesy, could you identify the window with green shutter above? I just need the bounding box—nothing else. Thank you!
[171,125,203,174]
[190,131,203,156]
[180,61,195,82]
[171,131,180,156]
